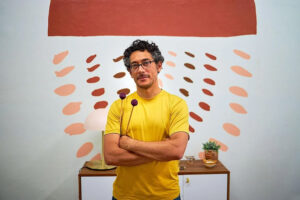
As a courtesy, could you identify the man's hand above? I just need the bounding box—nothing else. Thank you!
[119,135,134,151]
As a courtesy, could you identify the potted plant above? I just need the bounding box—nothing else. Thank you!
[202,141,221,168]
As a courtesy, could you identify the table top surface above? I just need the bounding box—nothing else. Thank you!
[79,160,230,176]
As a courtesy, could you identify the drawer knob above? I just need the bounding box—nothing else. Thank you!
[186,178,190,183]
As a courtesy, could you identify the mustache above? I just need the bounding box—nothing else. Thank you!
[137,74,150,79]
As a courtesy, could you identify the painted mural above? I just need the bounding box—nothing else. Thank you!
[49,0,256,160]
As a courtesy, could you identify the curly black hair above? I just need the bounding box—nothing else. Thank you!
[123,39,164,71]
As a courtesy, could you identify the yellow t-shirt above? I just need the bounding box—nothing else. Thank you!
[105,90,189,200]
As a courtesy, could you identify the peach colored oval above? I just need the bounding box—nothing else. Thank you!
[165,74,174,80]
[76,142,93,158]
[198,152,204,160]
[54,84,76,96]
[91,153,101,161]
[233,49,251,60]
[64,122,86,135]
[209,138,228,152]
[62,102,82,115]
[231,66,252,77]
[168,51,177,57]
[166,61,176,67]
[53,50,69,65]
[223,123,240,136]
[158,79,163,87]
[84,108,108,131]
[55,66,75,77]
[229,103,247,114]
[229,86,248,97]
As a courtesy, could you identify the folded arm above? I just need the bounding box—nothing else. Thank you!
[119,131,189,161]
[103,133,153,166]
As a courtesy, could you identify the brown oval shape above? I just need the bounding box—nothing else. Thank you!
[86,54,96,63]
[199,102,210,111]
[113,56,124,62]
[183,77,193,83]
[94,101,109,109]
[190,112,203,122]
[185,51,195,58]
[203,78,215,85]
[204,64,217,71]
[92,88,105,96]
[202,89,213,96]
[189,124,195,133]
[114,72,126,78]
[87,64,100,72]
[87,76,100,83]
[205,53,217,60]
[184,63,195,70]
[117,88,130,95]
[179,88,189,97]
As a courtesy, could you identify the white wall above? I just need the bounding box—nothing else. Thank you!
[0,0,299,199]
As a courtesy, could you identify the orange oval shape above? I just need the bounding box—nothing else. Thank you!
[229,86,248,97]
[113,56,124,62]
[198,152,205,159]
[94,101,109,109]
[158,79,163,88]
[168,51,177,57]
[113,72,126,78]
[223,123,240,136]
[165,74,174,80]
[87,76,100,83]
[183,77,193,83]
[229,103,247,114]
[184,63,195,70]
[55,66,75,77]
[92,88,105,96]
[117,88,130,95]
[54,84,76,96]
[62,102,82,115]
[203,78,215,85]
[189,124,195,133]
[86,54,96,63]
[185,51,195,58]
[179,88,189,97]
[90,153,101,161]
[205,53,217,60]
[53,50,69,65]
[204,64,217,71]
[202,89,213,96]
[190,112,203,122]
[233,49,251,60]
[199,102,210,111]
[64,122,86,135]
[209,138,228,152]
[87,64,100,72]
[166,61,176,67]
[76,142,93,157]
[231,66,252,77]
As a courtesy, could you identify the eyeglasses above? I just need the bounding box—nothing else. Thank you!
[130,60,155,71]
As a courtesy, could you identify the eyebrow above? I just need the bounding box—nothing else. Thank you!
[130,58,151,64]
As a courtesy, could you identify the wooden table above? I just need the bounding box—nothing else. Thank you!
[78,160,230,200]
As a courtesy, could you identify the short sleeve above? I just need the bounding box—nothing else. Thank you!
[105,100,121,135]
[169,97,189,136]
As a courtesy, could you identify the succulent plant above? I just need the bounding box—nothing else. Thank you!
[202,141,221,152]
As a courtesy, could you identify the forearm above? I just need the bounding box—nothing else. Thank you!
[104,134,153,166]
[104,146,153,166]
[120,132,189,161]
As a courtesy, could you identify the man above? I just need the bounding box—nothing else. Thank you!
[104,39,189,200]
